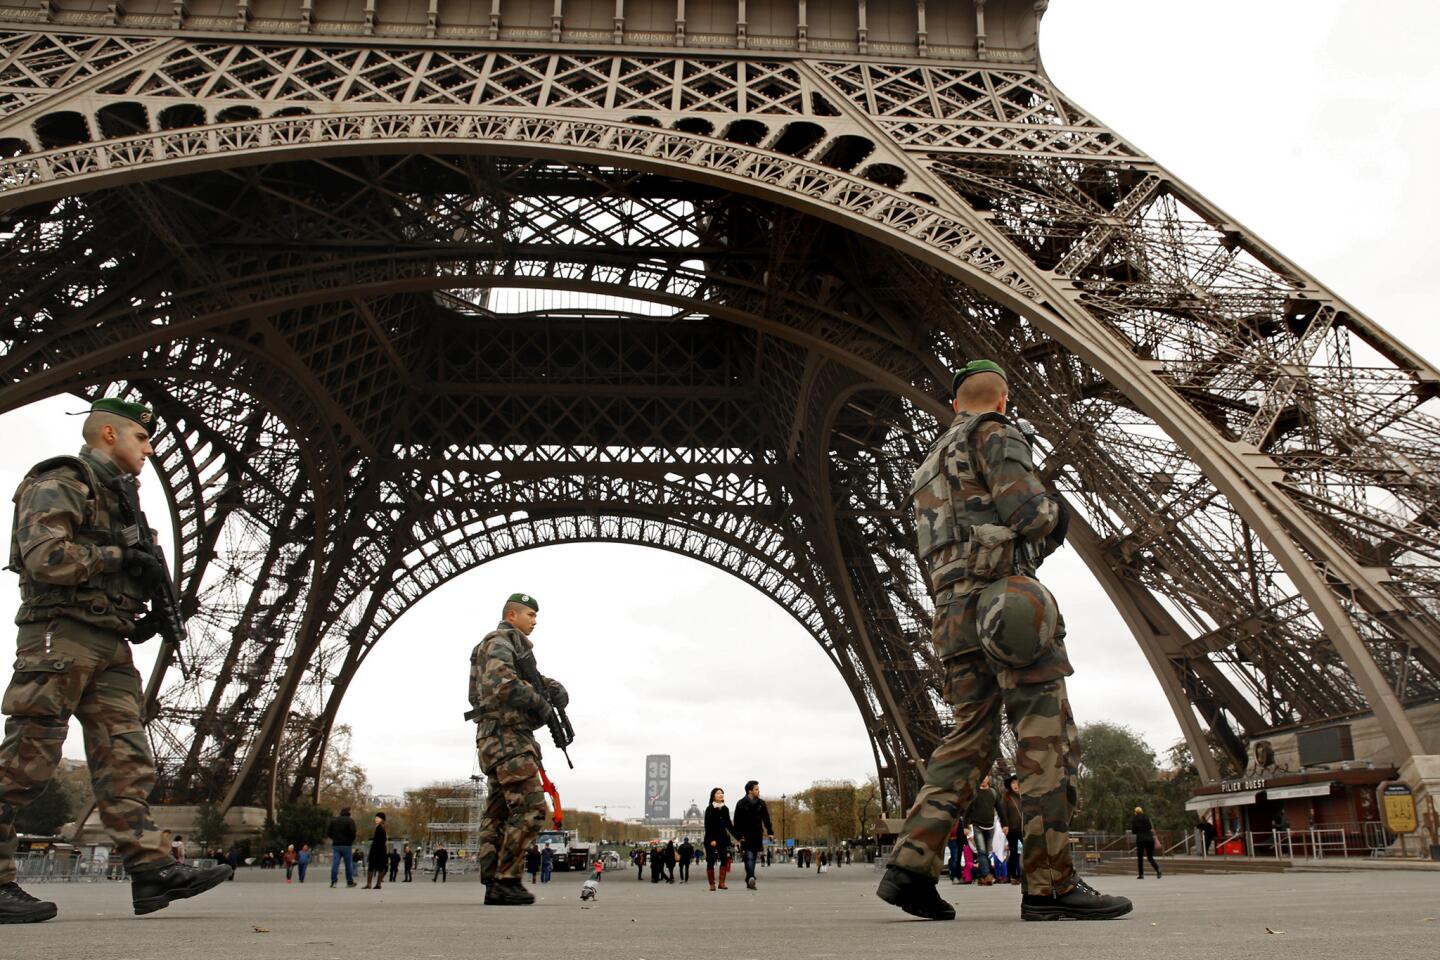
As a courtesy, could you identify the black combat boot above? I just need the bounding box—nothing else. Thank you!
[1021,877,1133,921]
[875,866,955,921]
[0,882,57,923]
[130,860,233,916]
[484,878,535,905]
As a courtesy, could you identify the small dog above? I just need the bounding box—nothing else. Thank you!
[580,878,599,902]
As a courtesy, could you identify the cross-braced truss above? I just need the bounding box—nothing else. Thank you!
[2,4,1437,812]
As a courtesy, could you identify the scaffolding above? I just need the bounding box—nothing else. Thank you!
[426,776,487,853]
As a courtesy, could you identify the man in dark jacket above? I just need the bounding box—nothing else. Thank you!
[433,844,449,882]
[678,838,694,883]
[733,780,775,890]
[327,807,358,888]
[387,845,401,883]
[663,840,677,883]
[402,844,414,882]
[1130,807,1161,879]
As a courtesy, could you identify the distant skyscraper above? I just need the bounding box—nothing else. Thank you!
[645,754,671,820]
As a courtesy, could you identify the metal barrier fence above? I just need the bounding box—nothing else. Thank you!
[16,851,124,883]
[1072,821,1393,862]
[16,852,220,883]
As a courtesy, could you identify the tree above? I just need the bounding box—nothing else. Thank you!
[14,780,74,836]
[316,724,373,814]
[274,801,334,850]
[855,776,884,838]
[801,781,859,842]
[1073,721,1158,833]
[194,802,229,850]
[1150,736,1239,832]
[772,795,816,844]
[404,783,457,846]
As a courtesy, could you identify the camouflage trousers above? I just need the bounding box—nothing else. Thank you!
[475,749,547,884]
[889,649,1081,896]
[0,618,169,883]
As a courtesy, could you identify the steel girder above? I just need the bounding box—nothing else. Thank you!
[2,23,1438,811]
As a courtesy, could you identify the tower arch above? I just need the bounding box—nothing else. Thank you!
[1,3,1436,811]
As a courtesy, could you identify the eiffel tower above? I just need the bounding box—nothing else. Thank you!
[2,1,1436,816]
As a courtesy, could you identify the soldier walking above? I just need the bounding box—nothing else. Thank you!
[471,593,568,906]
[0,398,232,923]
[876,362,1132,922]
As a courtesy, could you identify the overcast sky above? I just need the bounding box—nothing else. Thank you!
[2,1,1436,818]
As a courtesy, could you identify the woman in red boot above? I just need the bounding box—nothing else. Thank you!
[703,787,738,891]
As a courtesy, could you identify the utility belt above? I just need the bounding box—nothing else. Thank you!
[22,567,146,606]
[17,584,146,634]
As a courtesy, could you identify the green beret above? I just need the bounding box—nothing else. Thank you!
[90,397,156,431]
[507,593,539,611]
[950,360,1007,395]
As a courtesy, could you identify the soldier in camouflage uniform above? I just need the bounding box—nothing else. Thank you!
[876,361,1132,922]
[0,398,232,924]
[470,592,567,906]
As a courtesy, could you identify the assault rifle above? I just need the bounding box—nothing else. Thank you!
[462,645,575,769]
[516,648,575,769]
[110,475,188,646]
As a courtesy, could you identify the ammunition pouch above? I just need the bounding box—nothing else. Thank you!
[966,523,1018,582]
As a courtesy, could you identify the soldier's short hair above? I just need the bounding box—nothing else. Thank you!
[81,411,135,445]
[955,371,1007,408]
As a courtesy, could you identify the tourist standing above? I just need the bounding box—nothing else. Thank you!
[877,361,1132,923]
[540,843,554,883]
[365,813,388,890]
[525,845,541,884]
[0,399,232,924]
[966,774,998,886]
[1001,775,1023,884]
[678,838,694,883]
[704,787,738,891]
[946,821,964,884]
[402,844,414,882]
[1131,807,1161,879]
[732,780,774,890]
[327,806,357,888]
[387,845,400,883]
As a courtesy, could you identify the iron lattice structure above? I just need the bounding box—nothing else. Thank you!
[1,1,1437,812]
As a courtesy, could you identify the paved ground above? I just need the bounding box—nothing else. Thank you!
[6,862,1438,960]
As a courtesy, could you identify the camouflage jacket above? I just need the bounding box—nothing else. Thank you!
[469,622,557,760]
[911,411,1058,603]
[7,445,150,631]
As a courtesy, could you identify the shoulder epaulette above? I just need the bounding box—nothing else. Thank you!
[29,455,97,492]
